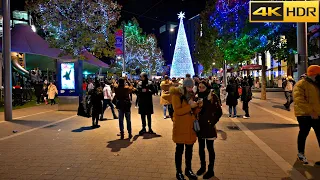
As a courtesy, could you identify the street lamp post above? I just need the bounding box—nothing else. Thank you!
[3,0,12,121]
[122,24,126,73]
[297,22,308,78]
[223,60,227,86]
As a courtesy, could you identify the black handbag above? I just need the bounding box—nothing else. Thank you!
[77,102,90,118]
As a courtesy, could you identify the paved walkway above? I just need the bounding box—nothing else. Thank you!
[0,104,57,122]
[0,94,318,179]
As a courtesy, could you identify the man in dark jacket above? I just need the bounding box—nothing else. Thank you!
[114,78,133,139]
[137,72,155,135]
[34,81,43,104]
[241,80,252,119]
[226,78,239,118]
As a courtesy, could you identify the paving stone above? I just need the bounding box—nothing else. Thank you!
[0,96,308,179]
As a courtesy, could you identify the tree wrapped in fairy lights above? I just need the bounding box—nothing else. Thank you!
[143,35,165,74]
[112,19,164,75]
[26,0,121,58]
[211,0,249,37]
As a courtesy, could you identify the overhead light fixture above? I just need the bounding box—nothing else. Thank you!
[170,28,174,32]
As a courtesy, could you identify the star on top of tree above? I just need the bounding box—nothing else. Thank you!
[178,12,185,19]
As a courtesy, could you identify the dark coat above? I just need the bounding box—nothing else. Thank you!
[248,77,254,87]
[90,88,104,114]
[198,90,222,138]
[241,85,252,102]
[226,83,239,106]
[34,83,43,96]
[114,85,132,112]
[137,80,154,114]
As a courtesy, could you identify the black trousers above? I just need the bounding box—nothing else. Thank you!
[50,99,56,105]
[36,95,41,104]
[198,138,215,169]
[297,116,320,154]
[141,114,152,129]
[175,143,194,173]
[92,112,100,126]
[284,91,293,107]
[242,101,249,117]
[129,93,133,101]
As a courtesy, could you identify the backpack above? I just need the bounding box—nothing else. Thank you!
[168,96,184,121]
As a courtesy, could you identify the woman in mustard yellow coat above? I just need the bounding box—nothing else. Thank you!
[170,77,198,180]
[160,75,172,119]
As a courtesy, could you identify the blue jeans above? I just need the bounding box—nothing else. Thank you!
[229,106,237,117]
[163,105,168,117]
[118,110,132,134]
[101,99,117,119]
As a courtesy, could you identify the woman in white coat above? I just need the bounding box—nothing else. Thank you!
[48,82,58,105]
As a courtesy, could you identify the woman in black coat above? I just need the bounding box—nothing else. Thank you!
[137,72,155,135]
[196,81,222,179]
[90,85,104,128]
[226,78,239,118]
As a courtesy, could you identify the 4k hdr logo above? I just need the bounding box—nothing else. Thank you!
[249,1,319,22]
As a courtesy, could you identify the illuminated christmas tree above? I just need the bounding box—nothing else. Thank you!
[170,12,195,78]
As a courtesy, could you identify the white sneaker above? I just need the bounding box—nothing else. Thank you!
[164,116,167,119]
[297,153,309,164]
[243,116,250,119]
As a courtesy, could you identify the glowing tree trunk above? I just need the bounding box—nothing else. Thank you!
[170,12,195,78]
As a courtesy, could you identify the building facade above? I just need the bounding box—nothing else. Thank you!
[0,10,35,37]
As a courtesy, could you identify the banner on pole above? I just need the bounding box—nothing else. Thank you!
[115,29,124,55]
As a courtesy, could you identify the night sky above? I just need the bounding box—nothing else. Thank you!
[12,0,206,34]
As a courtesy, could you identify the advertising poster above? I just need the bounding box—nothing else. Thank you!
[61,63,75,89]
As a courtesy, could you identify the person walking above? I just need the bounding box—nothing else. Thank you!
[226,78,239,118]
[42,85,48,105]
[137,72,155,135]
[282,76,295,111]
[241,80,252,119]
[101,81,118,120]
[114,78,133,139]
[87,79,94,92]
[47,82,58,105]
[34,81,43,105]
[160,75,172,119]
[170,77,198,180]
[293,65,320,165]
[196,81,222,179]
[90,84,104,128]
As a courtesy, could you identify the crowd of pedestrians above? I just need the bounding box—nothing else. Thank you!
[77,64,320,179]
